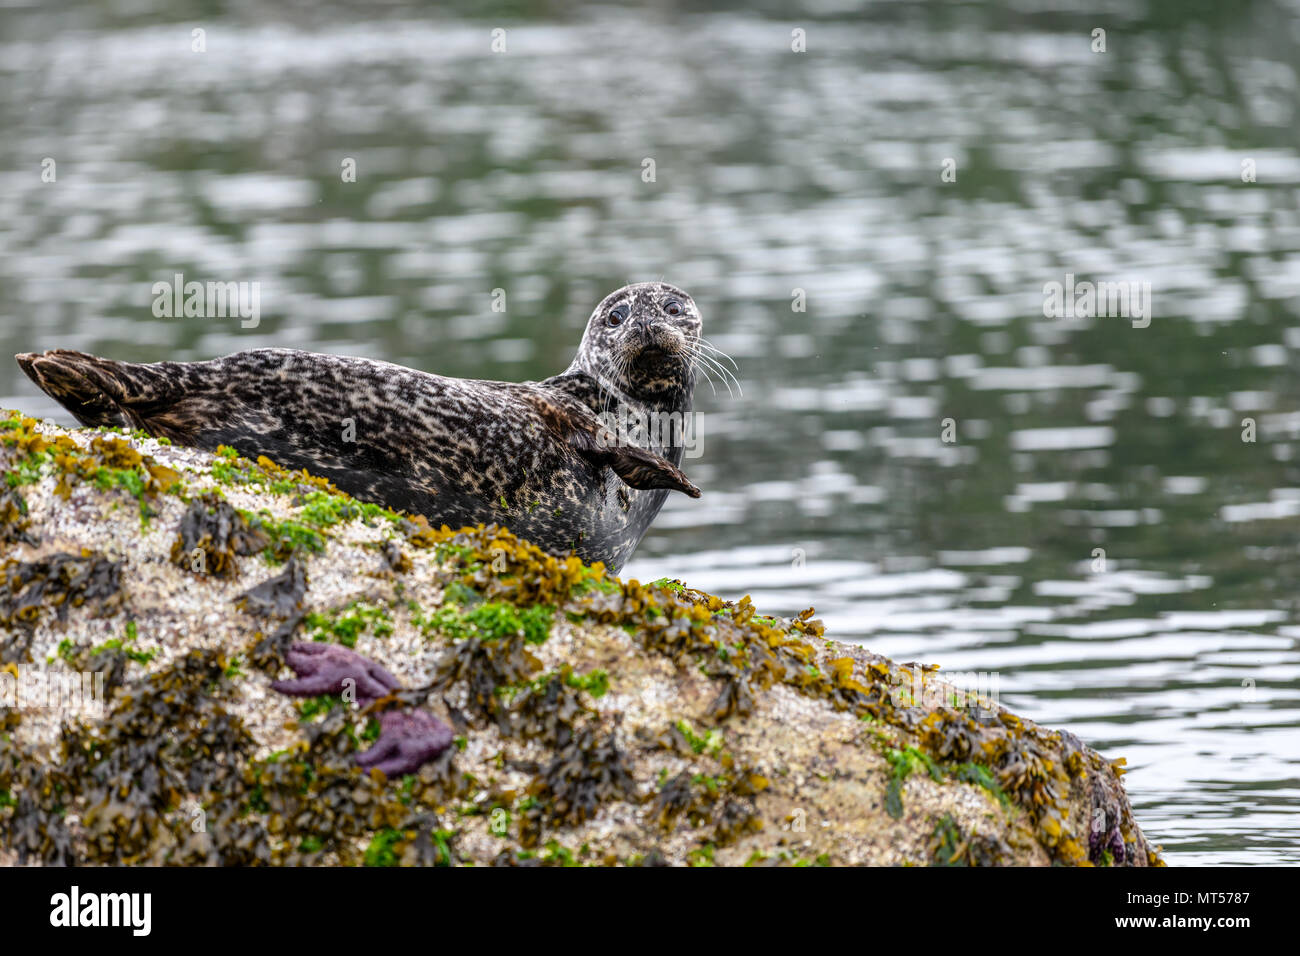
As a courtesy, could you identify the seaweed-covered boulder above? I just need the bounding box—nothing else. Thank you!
[0,412,1163,866]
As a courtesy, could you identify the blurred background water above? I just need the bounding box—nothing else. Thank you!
[2,0,1298,864]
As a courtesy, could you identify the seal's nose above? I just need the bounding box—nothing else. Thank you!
[630,315,655,343]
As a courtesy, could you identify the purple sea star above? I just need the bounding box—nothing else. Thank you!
[356,708,455,777]
[272,641,453,776]
[271,641,401,702]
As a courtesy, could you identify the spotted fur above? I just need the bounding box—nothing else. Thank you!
[16,282,702,571]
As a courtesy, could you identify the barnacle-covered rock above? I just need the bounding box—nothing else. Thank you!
[0,413,1164,866]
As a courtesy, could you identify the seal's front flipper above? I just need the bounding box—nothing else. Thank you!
[606,444,702,498]
[574,430,701,498]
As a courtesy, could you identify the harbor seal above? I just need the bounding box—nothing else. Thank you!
[16,281,710,571]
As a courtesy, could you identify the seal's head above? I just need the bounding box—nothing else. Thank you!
[576,281,701,403]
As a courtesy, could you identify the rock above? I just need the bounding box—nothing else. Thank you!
[0,411,1163,866]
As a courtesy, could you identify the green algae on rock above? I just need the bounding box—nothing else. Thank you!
[0,413,1164,866]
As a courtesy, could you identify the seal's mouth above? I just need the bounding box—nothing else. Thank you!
[627,323,685,359]
[626,343,685,373]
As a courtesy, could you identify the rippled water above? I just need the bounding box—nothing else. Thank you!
[2,0,1298,864]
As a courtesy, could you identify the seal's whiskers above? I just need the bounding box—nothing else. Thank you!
[696,337,739,370]
[684,344,741,397]
[691,357,720,397]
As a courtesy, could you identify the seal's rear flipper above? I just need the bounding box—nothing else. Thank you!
[574,430,701,498]
[14,349,191,440]
[16,350,128,428]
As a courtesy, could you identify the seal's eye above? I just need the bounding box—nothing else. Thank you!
[606,306,628,327]
[664,299,683,316]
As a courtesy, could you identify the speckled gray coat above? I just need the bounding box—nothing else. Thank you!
[17,282,703,571]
